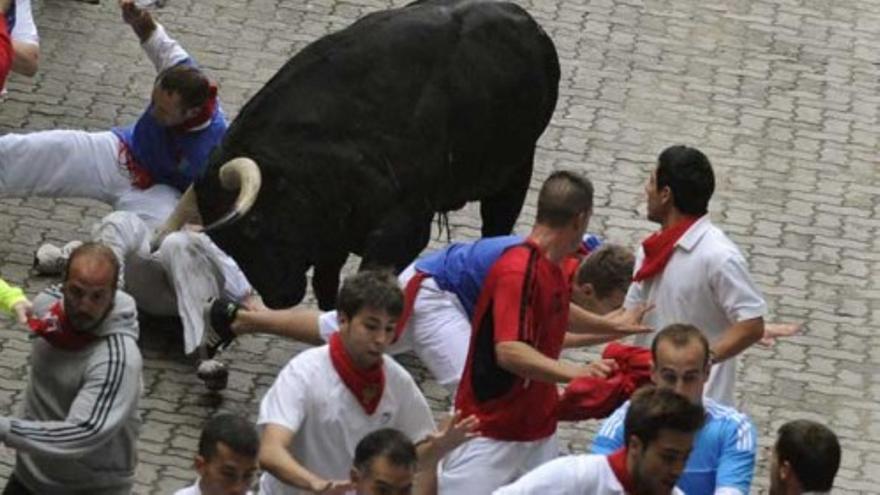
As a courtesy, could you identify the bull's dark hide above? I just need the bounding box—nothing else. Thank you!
[197,0,560,309]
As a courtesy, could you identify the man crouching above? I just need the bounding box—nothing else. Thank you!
[1,242,142,495]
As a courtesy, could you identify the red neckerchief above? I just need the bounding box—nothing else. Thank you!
[394,271,429,342]
[632,216,700,282]
[329,333,385,415]
[608,448,636,494]
[173,82,218,133]
[26,302,98,351]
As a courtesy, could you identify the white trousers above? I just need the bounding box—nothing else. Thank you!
[438,435,558,495]
[318,263,472,394]
[0,130,179,227]
[94,211,253,355]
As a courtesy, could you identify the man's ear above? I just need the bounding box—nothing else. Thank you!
[627,435,644,454]
[779,460,792,482]
[350,467,361,484]
[578,282,596,299]
[194,455,207,476]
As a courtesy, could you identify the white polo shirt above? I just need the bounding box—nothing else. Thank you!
[11,0,39,45]
[494,454,685,495]
[258,345,436,495]
[173,480,253,495]
[624,215,767,406]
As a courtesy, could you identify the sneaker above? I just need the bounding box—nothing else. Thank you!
[33,240,83,275]
[196,359,229,391]
[200,297,240,358]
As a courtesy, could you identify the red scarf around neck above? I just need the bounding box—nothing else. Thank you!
[632,216,700,282]
[26,302,98,351]
[174,82,218,133]
[329,333,385,415]
[608,448,636,494]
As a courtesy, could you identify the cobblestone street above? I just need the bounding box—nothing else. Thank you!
[0,0,879,493]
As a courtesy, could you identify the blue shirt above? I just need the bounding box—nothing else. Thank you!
[591,397,757,495]
[111,59,227,192]
[415,234,603,318]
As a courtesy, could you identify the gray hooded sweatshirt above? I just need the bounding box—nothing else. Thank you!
[0,285,143,494]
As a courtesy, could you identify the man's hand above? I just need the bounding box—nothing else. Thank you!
[576,358,618,379]
[119,0,156,42]
[418,411,480,467]
[606,304,654,335]
[11,300,32,327]
[310,479,354,494]
[759,322,801,347]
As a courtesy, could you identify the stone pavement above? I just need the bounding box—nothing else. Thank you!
[0,0,879,492]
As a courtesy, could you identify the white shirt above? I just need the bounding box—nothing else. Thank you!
[173,480,254,495]
[11,0,39,44]
[258,345,436,495]
[494,454,685,495]
[624,216,767,405]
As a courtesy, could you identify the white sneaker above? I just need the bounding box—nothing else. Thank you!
[33,240,83,275]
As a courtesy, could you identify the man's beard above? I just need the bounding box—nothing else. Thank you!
[65,301,115,333]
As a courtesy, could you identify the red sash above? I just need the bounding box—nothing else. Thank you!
[632,216,700,282]
[608,448,636,494]
[329,333,385,415]
[26,302,98,351]
[118,142,154,189]
[393,271,429,342]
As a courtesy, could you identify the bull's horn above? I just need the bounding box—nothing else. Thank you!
[202,157,262,232]
[150,185,201,252]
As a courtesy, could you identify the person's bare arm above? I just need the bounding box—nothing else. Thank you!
[496,341,615,384]
[710,317,764,363]
[562,332,619,349]
[233,307,324,345]
[259,424,353,494]
[10,40,37,76]
[568,304,652,336]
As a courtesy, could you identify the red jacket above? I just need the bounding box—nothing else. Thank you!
[557,342,653,421]
[0,17,11,88]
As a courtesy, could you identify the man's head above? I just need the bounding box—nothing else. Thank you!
[351,428,417,495]
[535,170,594,253]
[624,386,705,495]
[571,244,634,315]
[336,270,404,369]
[151,65,213,127]
[651,323,711,404]
[62,242,119,332]
[769,420,841,495]
[195,413,260,495]
[646,145,715,224]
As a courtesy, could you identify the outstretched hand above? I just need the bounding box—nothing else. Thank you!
[11,300,33,327]
[759,322,801,347]
[420,410,479,466]
[311,479,354,494]
[606,304,654,335]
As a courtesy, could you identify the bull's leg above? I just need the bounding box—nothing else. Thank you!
[360,206,433,274]
[312,251,348,311]
[478,154,534,236]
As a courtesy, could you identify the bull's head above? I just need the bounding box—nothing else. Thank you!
[151,157,261,259]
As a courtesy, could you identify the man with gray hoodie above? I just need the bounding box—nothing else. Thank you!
[0,242,143,495]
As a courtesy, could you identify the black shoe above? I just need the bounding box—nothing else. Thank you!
[200,297,240,358]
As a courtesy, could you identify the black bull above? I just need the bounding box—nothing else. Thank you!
[195,0,560,309]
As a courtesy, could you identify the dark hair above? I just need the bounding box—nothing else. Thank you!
[535,170,594,228]
[651,323,711,369]
[337,270,404,320]
[353,428,417,473]
[64,242,121,292]
[156,64,212,110]
[655,145,715,216]
[198,413,259,460]
[576,244,634,298]
[624,386,704,449]
[776,420,841,492]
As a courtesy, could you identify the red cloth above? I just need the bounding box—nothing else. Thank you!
[557,342,652,421]
[174,83,218,133]
[328,333,385,415]
[632,216,700,282]
[455,240,572,441]
[607,448,636,493]
[393,270,429,343]
[0,17,11,88]
[26,302,98,351]
[118,141,155,189]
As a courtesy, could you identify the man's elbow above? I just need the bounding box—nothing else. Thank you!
[12,44,39,77]
[495,343,521,374]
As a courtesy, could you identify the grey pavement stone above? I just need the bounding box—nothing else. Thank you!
[0,0,879,493]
